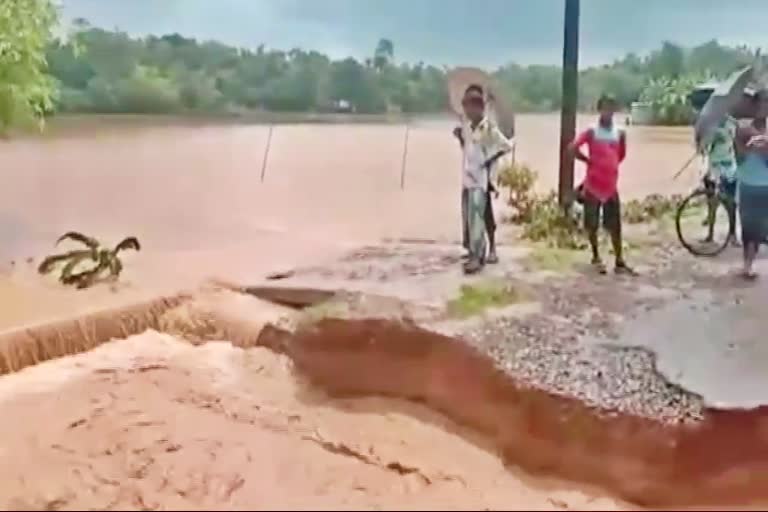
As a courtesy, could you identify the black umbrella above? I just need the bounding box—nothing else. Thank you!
[694,65,754,150]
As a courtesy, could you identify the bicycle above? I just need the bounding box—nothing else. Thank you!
[675,173,737,257]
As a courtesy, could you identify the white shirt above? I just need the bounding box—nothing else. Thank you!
[460,117,513,190]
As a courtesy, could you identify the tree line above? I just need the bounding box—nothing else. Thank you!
[2,3,762,132]
[46,22,759,117]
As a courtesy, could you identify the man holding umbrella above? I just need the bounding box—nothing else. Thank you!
[695,63,768,279]
[453,84,513,274]
[447,68,515,274]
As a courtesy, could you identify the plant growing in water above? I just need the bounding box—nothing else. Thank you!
[38,232,141,289]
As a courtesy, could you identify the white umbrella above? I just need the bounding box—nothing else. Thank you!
[446,67,515,138]
[446,67,492,115]
[487,90,516,139]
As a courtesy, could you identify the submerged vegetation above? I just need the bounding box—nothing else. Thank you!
[38,232,141,289]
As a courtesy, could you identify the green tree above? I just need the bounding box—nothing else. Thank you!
[0,0,58,133]
[176,69,223,112]
[47,40,94,90]
[113,66,181,113]
[686,40,753,77]
[329,58,385,113]
[647,41,685,78]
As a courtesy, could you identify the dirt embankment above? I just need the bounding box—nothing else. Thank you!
[0,288,767,509]
[0,331,618,510]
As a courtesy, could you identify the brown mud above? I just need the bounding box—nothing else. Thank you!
[285,318,768,508]
[0,285,766,509]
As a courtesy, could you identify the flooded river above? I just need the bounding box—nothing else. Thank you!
[0,113,696,285]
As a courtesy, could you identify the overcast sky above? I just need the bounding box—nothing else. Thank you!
[60,0,768,68]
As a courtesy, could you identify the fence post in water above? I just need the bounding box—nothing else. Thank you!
[400,124,410,190]
[260,125,274,183]
[558,0,580,210]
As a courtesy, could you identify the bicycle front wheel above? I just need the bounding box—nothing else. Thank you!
[676,188,734,257]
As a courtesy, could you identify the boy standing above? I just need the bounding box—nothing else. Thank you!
[569,94,635,275]
[453,84,513,274]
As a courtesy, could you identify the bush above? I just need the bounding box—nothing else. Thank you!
[497,162,679,249]
[622,194,681,224]
[497,162,538,223]
[56,87,93,112]
[497,162,585,249]
[521,192,587,250]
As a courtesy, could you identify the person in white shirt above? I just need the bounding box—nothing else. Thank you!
[452,84,513,274]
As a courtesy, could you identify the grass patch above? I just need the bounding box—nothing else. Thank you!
[446,282,524,319]
[525,246,581,273]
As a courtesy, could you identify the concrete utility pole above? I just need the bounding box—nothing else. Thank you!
[558,0,580,209]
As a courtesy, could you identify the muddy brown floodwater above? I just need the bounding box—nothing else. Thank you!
[0,114,724,510]
[0,114,698,273]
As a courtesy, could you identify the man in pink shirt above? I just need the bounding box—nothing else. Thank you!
[569,94,635,275]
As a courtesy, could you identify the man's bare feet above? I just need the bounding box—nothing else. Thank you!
[591,258,607,275]
[741,268,759,281]
[615,261,638,276]
[463,259,483,275]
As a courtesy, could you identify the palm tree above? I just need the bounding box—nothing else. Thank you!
[373,38,394,71]
[38,232,141,289]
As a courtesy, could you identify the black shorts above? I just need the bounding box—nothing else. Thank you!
[583,191,621,233]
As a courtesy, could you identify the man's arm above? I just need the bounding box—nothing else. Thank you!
[568,129,592,164]
[483,125,514,169]
[452,126,465,148]
[618,130,627,163]
[482,125,515,196]
[735,125,753,161]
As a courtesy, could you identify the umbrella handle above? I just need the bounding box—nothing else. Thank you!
[672,151,699,181]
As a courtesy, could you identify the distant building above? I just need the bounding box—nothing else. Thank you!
[629,102,653,126]
[332,99,355,113]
